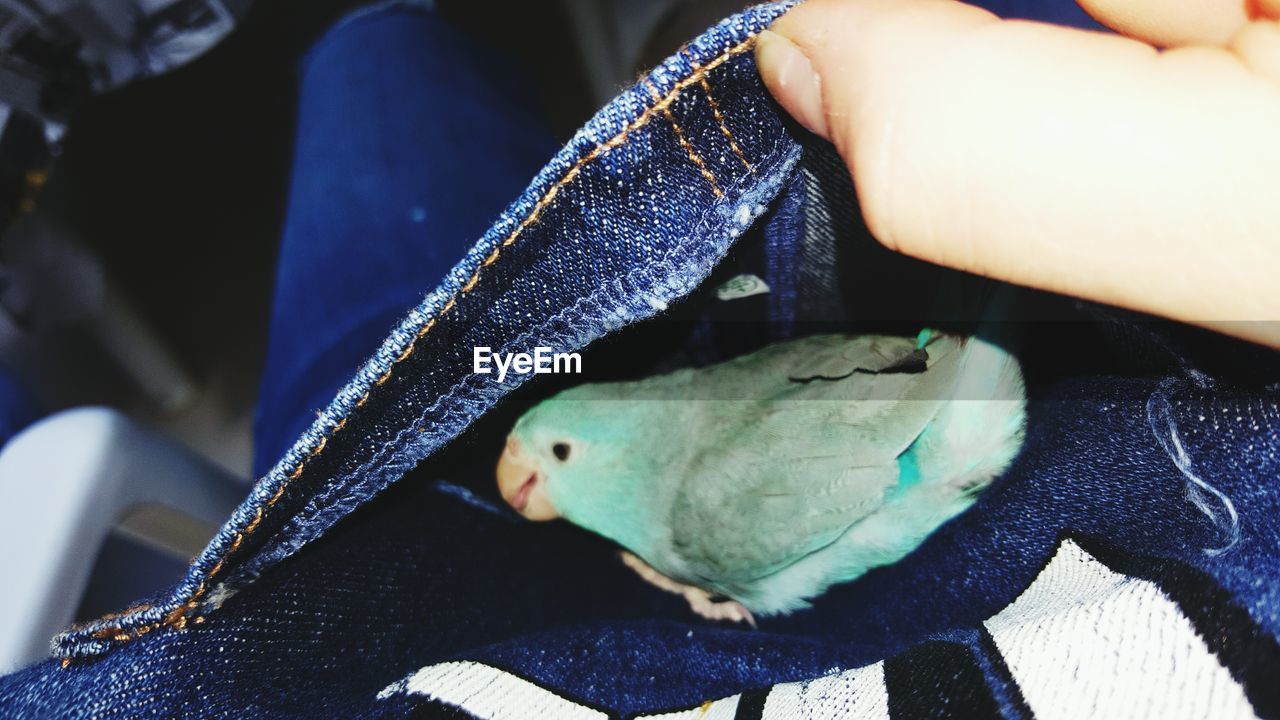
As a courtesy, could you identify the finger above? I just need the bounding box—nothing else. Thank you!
[1076,0,1252,47]
[756,0,1280,347]
[1232,18,1280,83]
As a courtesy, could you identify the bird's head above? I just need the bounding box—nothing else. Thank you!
[496,383,668,524]
[495,426,568,522]
[496,391,603,521]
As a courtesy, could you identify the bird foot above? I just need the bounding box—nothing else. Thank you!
[619,551,756,628]
[684,589,757,628]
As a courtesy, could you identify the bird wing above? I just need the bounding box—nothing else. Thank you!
[666,334,966,585]
[669,430,899,585]
[786,333,927,381]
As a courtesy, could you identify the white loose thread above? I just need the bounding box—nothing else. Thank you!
[1146,382,1240,556]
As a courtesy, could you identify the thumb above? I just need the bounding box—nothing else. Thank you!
[755,0,1280,347]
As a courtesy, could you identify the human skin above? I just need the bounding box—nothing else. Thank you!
[755,0,1280,347]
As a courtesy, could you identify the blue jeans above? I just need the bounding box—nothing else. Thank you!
[252,2,557,476]
[3,2,1277,718]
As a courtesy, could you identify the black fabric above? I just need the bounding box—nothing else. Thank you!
[884,641,1002,720]
[733,687,770,720]
[974,627,1034,720]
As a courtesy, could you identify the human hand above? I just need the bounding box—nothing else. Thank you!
[756,0,1280,347]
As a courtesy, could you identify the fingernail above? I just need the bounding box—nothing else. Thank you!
[755,29,829,140]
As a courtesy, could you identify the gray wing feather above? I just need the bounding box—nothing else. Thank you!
[665,334,967,585]
[671,444,897,584]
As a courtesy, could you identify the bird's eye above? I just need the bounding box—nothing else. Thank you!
[552,442,571,461]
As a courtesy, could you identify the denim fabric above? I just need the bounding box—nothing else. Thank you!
[2,1,1277,718]
[40,0,803,667]
[252,2,557,478]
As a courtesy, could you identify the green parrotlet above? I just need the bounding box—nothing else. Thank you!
[496,331,1025,624]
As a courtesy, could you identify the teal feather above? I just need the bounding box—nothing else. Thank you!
[508,331,1026,616]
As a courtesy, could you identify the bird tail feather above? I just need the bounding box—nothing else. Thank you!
[914,333,1027,497]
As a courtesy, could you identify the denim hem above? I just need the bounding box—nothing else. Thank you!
[52,0,801,663]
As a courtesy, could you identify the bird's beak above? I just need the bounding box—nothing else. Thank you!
[496,435,559,521]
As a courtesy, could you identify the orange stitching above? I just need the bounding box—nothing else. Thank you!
[701,78,751,171]
[245,507,265,533]
[683,48,752,172]
[644,79,723,198]
[66,602,151,631]
[65,33,760,658]
[78,430,306,648]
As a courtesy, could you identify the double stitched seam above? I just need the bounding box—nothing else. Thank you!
[265,131,792,566]
[61,33,761,663]
[62,603,152,633]
[644,79,723,199]
[683,47,753,173]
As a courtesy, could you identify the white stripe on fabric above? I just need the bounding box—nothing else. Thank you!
[377,660,607,720]
[638,695,742,719]
[760,661,889,719]
[984,539,1257,720]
